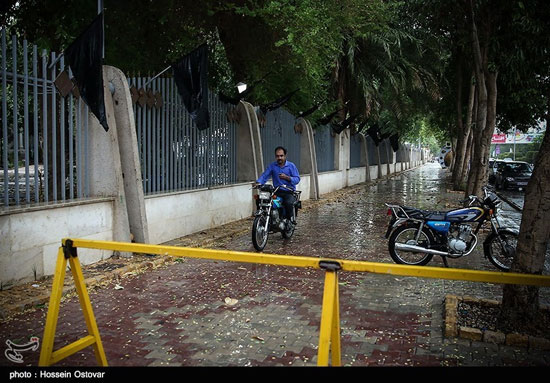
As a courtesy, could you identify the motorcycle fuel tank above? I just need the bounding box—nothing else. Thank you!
[445,207,484,222]
[426,221,451,233]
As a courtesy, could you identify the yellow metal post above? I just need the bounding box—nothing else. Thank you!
[68,254,108,366]
[39,242,107,366]
[317,261,342,366]
[330,273,341,366]
[39,247,67,366]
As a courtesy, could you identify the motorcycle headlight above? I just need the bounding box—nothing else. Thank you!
[506,177,514,182]
[259,191,271,200]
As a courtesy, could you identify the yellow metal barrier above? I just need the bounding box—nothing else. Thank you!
[39,238,550,367]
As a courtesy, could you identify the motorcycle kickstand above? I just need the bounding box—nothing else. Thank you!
[440,255,449,268]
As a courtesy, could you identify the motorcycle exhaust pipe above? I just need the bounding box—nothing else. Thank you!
[394,243,449,257]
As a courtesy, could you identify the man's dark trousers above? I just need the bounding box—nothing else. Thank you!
[277,189,296,222]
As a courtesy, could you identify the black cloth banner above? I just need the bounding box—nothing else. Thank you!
[260,89,298,114]
[317,109,340,125]
[172,44,210,130]
[64,12,108,131]
[298,99,327,118]
[366,125,382,146]
[332,114,358,134]
[218,72,271,106]
[390,133,399,152]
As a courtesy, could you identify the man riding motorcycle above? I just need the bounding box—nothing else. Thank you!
[255,146,300,225]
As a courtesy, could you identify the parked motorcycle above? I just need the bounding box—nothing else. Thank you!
[252,184,302,251]
[384,186,518,271]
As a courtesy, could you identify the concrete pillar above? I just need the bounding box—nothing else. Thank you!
[385,140,392,175]
[298,118,319,199]
[376,144,383,178]
[87,67,132,252]
[104,66,149,244]
[336,129,350,187]
[359,133,371,182]
[235,101,263,182]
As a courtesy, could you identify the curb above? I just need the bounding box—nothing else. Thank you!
[495,192,523,212]
[445,294,550,350]
[1,255,174,321]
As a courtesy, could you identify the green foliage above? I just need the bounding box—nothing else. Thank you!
[3,0,547,150]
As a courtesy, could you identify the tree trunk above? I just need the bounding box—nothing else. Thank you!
[453,72,476,190]
[499,122,550,333]
[458,86,477,188]
[466,2,492,198]
[451,56,464,180]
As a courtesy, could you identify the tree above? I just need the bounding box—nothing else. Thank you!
[495,0,550,333]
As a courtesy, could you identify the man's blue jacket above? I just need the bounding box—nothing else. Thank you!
[256,160,300,191]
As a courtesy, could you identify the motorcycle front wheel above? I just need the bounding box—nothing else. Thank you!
[388,225,434,266]
[484,230,518,271]
[252,215,269,251]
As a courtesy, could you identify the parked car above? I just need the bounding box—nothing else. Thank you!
[488,159,505,184]
[494,160,533,191]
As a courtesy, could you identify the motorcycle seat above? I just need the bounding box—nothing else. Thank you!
[401,206,428,219]
[423,211,447,221]
[400,206,447,221]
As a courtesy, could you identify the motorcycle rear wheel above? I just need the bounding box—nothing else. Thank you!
[388,225,434,266]
[485,230,518,271]
[282,221,295,239]
[252,215,269,251]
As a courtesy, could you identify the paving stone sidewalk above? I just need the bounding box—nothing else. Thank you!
[1,163,549,367]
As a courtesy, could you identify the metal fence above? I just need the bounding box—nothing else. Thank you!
[378,140,391,164]
[349,133,363,168]
[365,135,378,165]
[1,30,90,208]
[396,143,408,162]
[314,124,335,172]
[127,76,238,195]
[259,108,302,171]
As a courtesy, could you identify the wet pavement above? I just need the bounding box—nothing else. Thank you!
[1,163,549,367]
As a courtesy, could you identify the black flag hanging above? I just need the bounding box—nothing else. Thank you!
[366,125,382,146]
[298,99,327,118]
[390,133,399,152]
[260,89,299,114]
[332,114,359,134]
[172,44,209,130]
[317,109,340,125]
[64,12,108,131]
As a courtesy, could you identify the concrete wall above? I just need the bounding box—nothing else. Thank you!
[145,183,254,245]
[0,199,115,284]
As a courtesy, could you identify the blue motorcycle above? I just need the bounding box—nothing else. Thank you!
[385,186,517,271]
[252,184,301,251]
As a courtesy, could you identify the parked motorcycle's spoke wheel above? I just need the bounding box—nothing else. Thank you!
[388,226,434,266]
[486,231,518,271]
[252,215,269,251]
